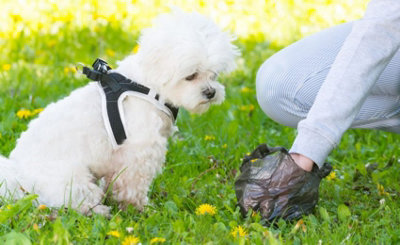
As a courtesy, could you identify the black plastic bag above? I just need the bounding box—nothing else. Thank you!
[235,144,332,222]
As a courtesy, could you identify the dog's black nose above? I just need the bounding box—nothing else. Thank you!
[203,88,216,99]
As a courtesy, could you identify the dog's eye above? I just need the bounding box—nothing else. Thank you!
[185,72,198,81]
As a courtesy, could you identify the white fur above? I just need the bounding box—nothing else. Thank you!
[0,10,239,216]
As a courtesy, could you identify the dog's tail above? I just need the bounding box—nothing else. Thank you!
[0,156,24,199]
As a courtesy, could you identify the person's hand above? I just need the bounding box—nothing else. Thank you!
[235,144,332,222]
[290,153,314,172]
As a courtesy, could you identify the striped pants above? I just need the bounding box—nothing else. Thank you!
[256,22,400,133]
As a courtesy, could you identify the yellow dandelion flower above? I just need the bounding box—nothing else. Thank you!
[240,87,253,93]
[199,0,206,8]
[106,48,115,57]
[326,171,336,181]
[248,104,255,111]
[6,205,12,210]
[250,159,258,163]
[150,237,166,244]
[240,105,256,112]
[122,235,140,245]
[195,203,217,216]
[37,22,44,30]
[10,14,23,22]
[204,135,215,141]
[92,13,103,20]
[16,109,32,119]
[231,225,247,238]
[132,45,140,54]
[57,13,73,23]
[222,144,227,149]
[33,223,39,231]
[38,204,47,210]
[64,66,76,74]
[106,15,117,23]
[2,64,11,71]
[107,230,121,238]
[32,108,44,116]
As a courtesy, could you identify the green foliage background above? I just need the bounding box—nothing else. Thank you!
[1,0,400,244]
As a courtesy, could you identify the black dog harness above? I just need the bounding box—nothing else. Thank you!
[81,58,179,147]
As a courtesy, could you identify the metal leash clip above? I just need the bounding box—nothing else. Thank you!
[75,63,86,74]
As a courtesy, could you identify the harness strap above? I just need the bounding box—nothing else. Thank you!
[81,58,179,146]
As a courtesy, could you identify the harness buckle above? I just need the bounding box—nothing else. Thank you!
[92,58,111,74]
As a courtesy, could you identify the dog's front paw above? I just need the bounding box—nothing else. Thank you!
[118,197,147,212]
[87,204,111,218]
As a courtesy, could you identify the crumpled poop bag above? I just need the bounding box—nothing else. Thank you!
[235,144,332,222]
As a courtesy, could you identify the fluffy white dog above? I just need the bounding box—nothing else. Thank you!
[0,10,238,215]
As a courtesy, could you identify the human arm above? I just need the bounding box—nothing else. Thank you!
[290,0,400,168]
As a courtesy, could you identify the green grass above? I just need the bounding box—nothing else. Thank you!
[1,17,400,245]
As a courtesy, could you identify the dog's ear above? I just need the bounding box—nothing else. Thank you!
[136,9,241,86]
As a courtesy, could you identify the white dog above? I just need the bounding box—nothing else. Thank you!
[0,10,238,215]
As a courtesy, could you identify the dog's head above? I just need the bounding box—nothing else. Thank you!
[135,9,239,114]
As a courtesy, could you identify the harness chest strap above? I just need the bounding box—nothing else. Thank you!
[81,59,179,148]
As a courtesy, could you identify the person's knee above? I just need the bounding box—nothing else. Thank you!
[256,61,281,112]
[256,60,302,128]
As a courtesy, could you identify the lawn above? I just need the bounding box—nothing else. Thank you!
[1,0,399,244]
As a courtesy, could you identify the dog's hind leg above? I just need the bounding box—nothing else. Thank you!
[30,165,111,216]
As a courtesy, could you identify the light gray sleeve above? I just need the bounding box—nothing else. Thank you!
[290,0,400,167]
